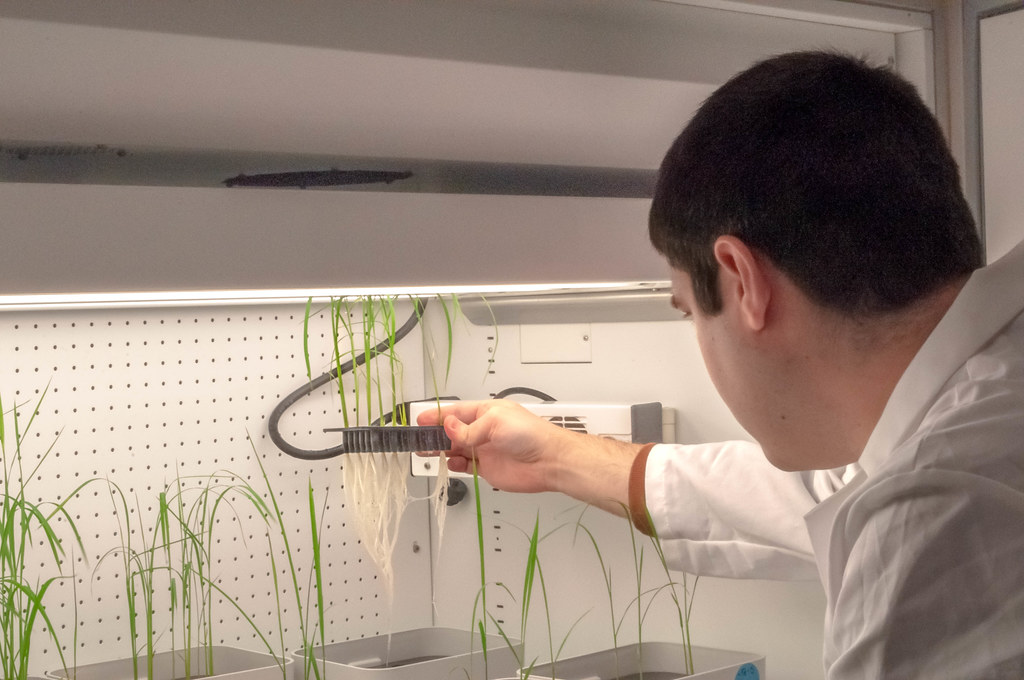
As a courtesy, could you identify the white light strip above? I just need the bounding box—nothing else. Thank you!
[0,282,654,312]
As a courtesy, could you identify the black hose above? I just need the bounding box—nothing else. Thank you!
[493,386,556,402]
[268,298,426,460]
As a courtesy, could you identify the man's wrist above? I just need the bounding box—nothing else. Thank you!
[628,443,657,535]
[549,434,644,516]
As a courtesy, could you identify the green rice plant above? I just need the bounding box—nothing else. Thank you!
[100,468,284,680]
[466,507,588,680]
[572,511,626,678]
[414,294,460,401]
[330,298,355,428]
[246,436,328,680]
[164,469,281,675]
[643,509,698,675]
[302,295,459,607]
[462,458,532,678]
[573,505,699,679]
[519,515,542,670]
[624,508,653,679]
[301,294,507,676]
[100,482,144,678]
[380,297,402,425]
[304,295,396,428]
[468,460,490,678]
[0,388,92,680]
[483,513,545,677]
[303,297,314,383]
[301,294,460,431]
[307,483,328,680]
[493,513,588,680]
[362,297,378,426]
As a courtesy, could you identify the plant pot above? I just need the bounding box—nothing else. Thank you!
[293,627,523,680]
[526,642,764,680]
[46,646,288,680]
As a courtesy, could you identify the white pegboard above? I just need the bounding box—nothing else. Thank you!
[0,302,435,675]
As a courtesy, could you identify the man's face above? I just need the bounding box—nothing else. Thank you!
[668,266,749,427]
[668,265,808,471]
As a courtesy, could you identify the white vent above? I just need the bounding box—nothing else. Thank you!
[545,414,588,434]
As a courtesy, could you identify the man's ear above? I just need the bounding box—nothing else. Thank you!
[713,235,771,331]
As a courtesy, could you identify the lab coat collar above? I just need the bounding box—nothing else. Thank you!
[804,466,868,592]
[857,239,1024,476]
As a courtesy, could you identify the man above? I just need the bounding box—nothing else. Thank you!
[419,52,1024,677]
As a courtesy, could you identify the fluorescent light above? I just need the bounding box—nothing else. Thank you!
[0,282,655,312]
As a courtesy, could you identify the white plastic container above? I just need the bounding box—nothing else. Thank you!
[46,646,288,680]
[293,627,523,680]
[525,642,764,680]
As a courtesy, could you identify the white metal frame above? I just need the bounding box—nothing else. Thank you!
[962,0,1024,255]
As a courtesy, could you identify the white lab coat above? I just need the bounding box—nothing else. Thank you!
[645,239,1024,678]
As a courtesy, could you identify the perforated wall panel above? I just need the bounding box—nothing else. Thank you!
[0,302,434,675]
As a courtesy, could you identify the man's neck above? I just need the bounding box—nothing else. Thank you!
[820,276,970,467]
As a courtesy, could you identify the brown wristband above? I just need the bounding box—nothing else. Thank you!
[628,443,657,536]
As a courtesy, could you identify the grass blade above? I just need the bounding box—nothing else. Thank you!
[303,297,314,382]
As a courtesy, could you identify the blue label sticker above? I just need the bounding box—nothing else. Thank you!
[735,663,760,680]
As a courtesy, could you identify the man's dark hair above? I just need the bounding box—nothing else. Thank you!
[649,50,983,316]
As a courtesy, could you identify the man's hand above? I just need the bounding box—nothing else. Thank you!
[417,399,641,514]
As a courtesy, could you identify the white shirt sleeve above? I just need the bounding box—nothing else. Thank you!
[644,440,836,580]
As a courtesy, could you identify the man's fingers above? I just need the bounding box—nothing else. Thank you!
[443,413,481,451]
[447,455,470,473]
[416,409,442,426]
[416,400,493,426]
